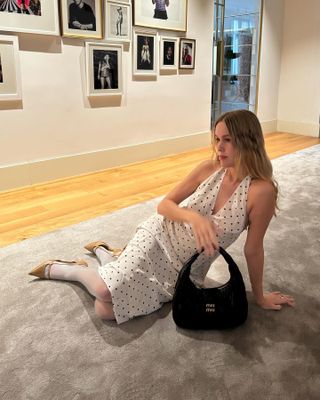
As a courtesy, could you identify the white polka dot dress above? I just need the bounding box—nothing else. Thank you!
[99,168,251,324]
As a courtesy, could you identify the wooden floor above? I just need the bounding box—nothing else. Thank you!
[1,132,319,248]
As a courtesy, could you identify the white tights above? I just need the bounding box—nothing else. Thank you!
[49,247,116,320]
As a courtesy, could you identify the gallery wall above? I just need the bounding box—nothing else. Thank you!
[0,0,319,192]
[0,0,214,190]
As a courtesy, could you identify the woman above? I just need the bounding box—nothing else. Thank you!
[29,110,295,324]
[140,37,151,66]
[97,54,113,89]
[116,6,123,36]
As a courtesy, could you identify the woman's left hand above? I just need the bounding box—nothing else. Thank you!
[257,291,295,310]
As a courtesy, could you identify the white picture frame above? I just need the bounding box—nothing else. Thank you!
[0,35,22,101]
[105,0,131,43]
[159,36,178,70]
[133,0,187,32]
[60,0,103,39]
[85,41,123,97]
[133,29,157,76]
[0,0,60,36]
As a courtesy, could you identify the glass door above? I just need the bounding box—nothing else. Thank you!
[212,0,262,125]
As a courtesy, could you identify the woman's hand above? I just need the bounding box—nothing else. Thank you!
[189,212,218,256]
[257,292,295,310]
[72,20,81,29]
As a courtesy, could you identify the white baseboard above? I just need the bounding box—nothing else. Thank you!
[0,132,211,192]
[277,120,319,137]
[2,120,318,192]
[261,120,277,134]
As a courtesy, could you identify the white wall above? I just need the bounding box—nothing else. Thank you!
[257,0,284,133]
[0,0,214,190]
[277,0,320,136]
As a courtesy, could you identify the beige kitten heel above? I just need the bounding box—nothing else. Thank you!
[28,259,88,279]
[84,241,123,257]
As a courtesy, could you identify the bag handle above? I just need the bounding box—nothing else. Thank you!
[187,247,229,263]
[184,247,240,277]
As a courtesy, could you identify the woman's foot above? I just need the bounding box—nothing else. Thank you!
[29,259,88,279]
[84,241,123,257]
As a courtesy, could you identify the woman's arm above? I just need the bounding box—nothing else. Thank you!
[245,180,295,309]
[157,160,219,255]
[80,23,93,30]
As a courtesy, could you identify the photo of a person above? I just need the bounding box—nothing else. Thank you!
[107,3,130,40]
[0,54,3,83]
[152,0,169,20]
[93,50,118,90]
[116,6,123,36]
[0,0,41,15]
[134,0,186,31]
[179,39,195,69]
[134,33,156,75]
[163,41,174,66]
[97,54,113,89]
[140,36,151,66]
[182,44,192,65]
[68,0,96,31]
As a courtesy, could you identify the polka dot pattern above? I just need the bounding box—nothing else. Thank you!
[99,168,251,324]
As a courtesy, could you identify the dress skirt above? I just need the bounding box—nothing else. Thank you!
[99,226,179,324]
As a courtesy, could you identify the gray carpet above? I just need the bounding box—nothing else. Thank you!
[1,145,320,400]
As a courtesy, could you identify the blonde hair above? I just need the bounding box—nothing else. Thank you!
[213,109,278,206]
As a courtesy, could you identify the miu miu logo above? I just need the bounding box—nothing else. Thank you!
[205,303,216,312]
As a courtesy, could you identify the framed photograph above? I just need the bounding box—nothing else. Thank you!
[85,42,123,97]
[0,0,60,36]
[179,38,195,69]
[133,30,157,76]
[60,0,103,39]
[159,36,178,70]
[133,0,187,32]
[0,35,22,101]
[105,1,131,42]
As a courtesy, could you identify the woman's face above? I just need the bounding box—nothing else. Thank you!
[214,121,236,168]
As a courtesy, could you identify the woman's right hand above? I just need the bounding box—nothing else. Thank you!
[72,20,81,29]
[189,212,219,256]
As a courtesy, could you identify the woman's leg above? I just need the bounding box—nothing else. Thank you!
[94,247,116,265]
[49,263,112,303]
[50,263,116,320]
[95,299,115,320]
[100,77,105,89]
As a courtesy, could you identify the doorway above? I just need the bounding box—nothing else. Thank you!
[212,0,263,125]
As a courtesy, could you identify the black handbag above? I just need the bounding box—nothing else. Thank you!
[172,247,248,330]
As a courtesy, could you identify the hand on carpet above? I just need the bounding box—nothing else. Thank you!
[258,291,295,310]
